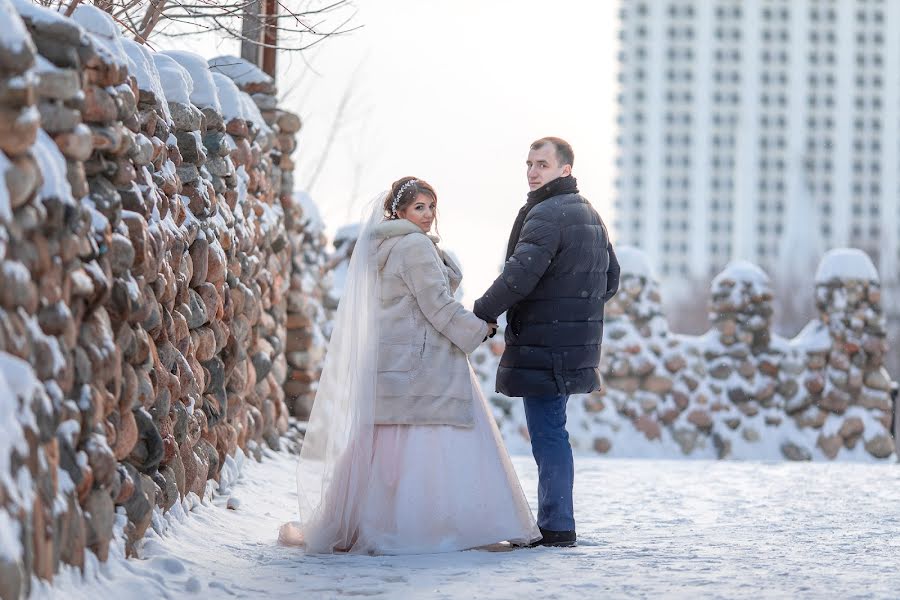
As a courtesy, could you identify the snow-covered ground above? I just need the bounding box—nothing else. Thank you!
[40,450,900,599]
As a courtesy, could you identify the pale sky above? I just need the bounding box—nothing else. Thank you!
[161,1,620,303]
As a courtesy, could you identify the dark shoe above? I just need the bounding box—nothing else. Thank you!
[529,528,577,548]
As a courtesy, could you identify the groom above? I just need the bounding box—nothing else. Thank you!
[474,137,619,548]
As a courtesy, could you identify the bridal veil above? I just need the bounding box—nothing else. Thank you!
[279,195,384,553]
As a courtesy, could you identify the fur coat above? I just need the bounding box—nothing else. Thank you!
[373,218,488,427]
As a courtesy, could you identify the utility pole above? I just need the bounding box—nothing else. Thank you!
[241,0,278,82]
[261,0,278,79]
[241,0,263,67]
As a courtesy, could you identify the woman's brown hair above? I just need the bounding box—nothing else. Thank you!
[384,176,438,220]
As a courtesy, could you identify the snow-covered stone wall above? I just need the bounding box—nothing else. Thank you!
[473,246,897,462]
[0,2,328,596]
[283,191,331,417]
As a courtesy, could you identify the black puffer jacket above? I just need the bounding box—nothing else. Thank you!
[474,177,620,398]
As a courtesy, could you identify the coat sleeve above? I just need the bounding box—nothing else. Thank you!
[473,208,560,322]
[399,236,488,354]
[437,248,463,295]
[602,242,620,302]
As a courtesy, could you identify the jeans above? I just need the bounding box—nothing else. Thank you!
[523,394,575,532]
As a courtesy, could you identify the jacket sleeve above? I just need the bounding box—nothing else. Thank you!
[399,236,488,354]
[437,248,463,296]
[603,242,620,302]
[474,208,560,322]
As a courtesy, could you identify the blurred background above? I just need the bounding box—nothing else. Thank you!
[161,0,899,377]
[285,1,900,379]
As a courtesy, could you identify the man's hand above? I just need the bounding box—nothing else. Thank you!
[482,322,499,342]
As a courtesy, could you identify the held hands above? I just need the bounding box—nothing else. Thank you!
[482,322,498,342]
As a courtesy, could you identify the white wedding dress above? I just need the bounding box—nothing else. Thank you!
[353,367,539,554]
[282,194,538,555]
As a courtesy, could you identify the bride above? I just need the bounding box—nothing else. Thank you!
[280,177,540,555]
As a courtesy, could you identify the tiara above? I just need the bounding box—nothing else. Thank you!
[391,179,418,216]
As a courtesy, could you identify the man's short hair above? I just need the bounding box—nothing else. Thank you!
[530,137,574,168]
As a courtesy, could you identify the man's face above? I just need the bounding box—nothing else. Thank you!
[526,144,571,191]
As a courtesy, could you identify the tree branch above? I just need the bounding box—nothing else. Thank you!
[64,0,82,17]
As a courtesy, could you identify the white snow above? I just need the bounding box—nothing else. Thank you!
[815,248,879,284]
[0,352,43,512]
[159,50,221,113]
[34,54,62,75]
[0,508,22,562]
[791,319,832,353]
[238,90,272,135]
[23,312,65,377]
[211,72,245,122]
[207,55,273,88]
[10,0,66,26]
[120,39,171,122]
[1,0,32,54]
[0,356,28,486]
[334,223,361,243]
[71,5,129,69]
[292,191,325,232]
[614,244,655,279]
[712,259,771,288]
[151,53,192,106]
[33,129,73,201]
[41,449,900,599]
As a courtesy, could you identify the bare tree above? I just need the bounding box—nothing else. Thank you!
[34,0,360,63]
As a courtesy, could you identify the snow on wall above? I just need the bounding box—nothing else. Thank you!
[208,55,274,88]
[616,245,656,280]
[238,88,273,135]
[0,353,41,501]
[71,5,128,69]
[151,52,192,105]
[10,0,71,28]
[2,0,36,54]
[473,249,897,462]
[0,3,316,593]
[0,509,22,563]
[815,248,879,283]
[32,129,73,200]
[159,50,221,113]
[712,259,771,289]
[292,190,324,233]
[211,71,246,123]
[121,38,171,121]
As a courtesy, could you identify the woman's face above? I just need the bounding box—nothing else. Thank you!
[399,192,436,233]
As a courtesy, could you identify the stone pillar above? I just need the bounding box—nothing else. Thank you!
[811,249,894,459]
[702,261,789,457]
[594,247,687,452]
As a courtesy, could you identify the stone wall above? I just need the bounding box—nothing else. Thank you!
[473,246,896,462]
[283,192,332,418]
[0,2,328,597]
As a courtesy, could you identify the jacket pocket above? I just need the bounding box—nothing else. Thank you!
[507,306,521,336]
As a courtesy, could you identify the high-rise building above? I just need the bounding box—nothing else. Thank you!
[614,0,900,289]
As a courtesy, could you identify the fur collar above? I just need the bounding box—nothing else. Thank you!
[372,218,440,244]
